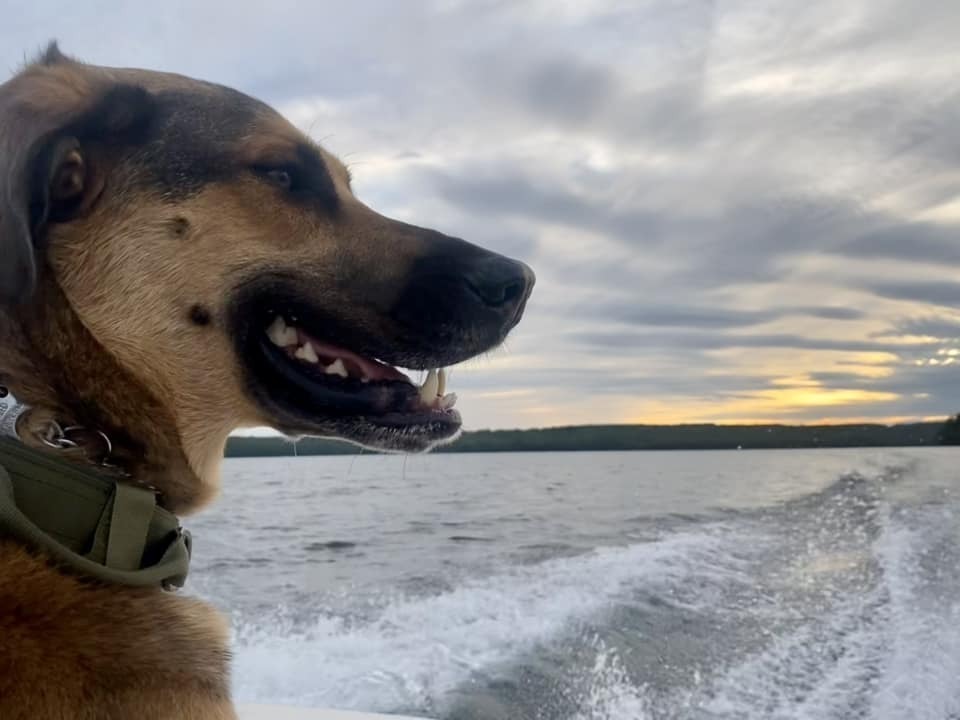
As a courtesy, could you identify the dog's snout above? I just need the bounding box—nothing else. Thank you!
[385,227,535,365]
[465,256,536,311]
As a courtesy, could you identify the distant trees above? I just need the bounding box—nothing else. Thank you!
[941,415,960,445]
[226,421,948,457]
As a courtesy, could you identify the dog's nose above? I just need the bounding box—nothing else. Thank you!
[385,227,536,363]
[464,256,536,311]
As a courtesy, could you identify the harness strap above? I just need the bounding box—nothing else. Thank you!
[0,437,191,588]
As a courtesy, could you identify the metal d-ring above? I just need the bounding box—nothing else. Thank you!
[96,429,114,457]
[41,420,79,450]
[62,425,114,462]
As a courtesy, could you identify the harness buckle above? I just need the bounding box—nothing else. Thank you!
[0,386,28,440]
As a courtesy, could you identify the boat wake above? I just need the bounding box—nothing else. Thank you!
[231,526,751,714]
[228,460,960,720]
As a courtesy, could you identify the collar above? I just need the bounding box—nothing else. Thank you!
[0,388,191,590]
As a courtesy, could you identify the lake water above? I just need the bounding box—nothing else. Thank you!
[188,448,960,719]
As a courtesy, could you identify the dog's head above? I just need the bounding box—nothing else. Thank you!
[0,45,533,494]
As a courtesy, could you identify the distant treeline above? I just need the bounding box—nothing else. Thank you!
[943,414,960,445]
[225,420,955,457]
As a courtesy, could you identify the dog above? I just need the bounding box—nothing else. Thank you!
[0,43,533,719]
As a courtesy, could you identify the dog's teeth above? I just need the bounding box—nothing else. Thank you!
[294,343,319,364]
[439,392,458,410]
[267,316,298,347]
[437,368,447,396]
[419,369,439,403]
[266,316,283,345]
[325,358,348,378]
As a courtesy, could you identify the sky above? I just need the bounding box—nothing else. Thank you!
[2,0,959,429]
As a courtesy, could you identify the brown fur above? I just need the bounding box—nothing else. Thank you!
[0,540,234,719]
[0,44,533,718]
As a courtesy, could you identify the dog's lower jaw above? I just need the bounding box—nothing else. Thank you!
[174,402,247,512]
[181,428,230,504]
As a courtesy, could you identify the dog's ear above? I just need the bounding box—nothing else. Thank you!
[0,49,154,303]
[0,134,85,303]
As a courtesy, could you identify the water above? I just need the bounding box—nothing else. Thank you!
[188,449,960,719]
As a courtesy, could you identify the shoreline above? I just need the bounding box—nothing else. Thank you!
[226,421,952,456]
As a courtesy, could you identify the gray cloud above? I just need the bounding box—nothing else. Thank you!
[523,58,620,128]
[453,366,766,398]
[861,280,960,307]
[882,316,960,340]
[833,223,960,266]
[424,168,671,250]
[568,303,865,329]
[572,330,940,355]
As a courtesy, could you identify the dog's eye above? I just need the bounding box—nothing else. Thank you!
[265,169,292,190]
[254,166,298,191]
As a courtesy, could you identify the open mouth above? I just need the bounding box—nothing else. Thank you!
[265,313,459,416]
[237,299,465,450]
[232,248,533,452]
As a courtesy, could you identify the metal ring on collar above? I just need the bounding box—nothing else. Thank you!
[41,421,79,450]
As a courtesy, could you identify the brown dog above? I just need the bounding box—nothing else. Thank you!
[0,44,533,719]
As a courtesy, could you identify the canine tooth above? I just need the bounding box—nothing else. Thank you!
[326,358,348,378]
[267,316,298,347]
[294,343,319,364]
[267,316,286,346]
[419,369,439,403]
[439,392,458,410]
[437,368,447,396]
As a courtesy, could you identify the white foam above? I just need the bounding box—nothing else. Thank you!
[868,506,960,720]
[571,646,652,720]
[680,503,960,720]
[231,527,744,713]
[696,589,889,719]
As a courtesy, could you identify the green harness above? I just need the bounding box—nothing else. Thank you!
[0,436,191,589]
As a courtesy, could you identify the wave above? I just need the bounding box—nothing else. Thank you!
[867,504,960,719]
[660,502,960,720]
[304,541,359,551]
[571,644,652,720]
[230,525,752,714]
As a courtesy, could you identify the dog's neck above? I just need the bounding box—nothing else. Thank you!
[0,278,210,513]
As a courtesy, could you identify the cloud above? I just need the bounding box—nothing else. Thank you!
[571,330,940,355]
[522,57,621,128]
[861,280,960,307]
[577,303,866,329]
[809,361,960,417]
[423,167,670,250]
[883,316,960,340]
[834,223,960,266]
